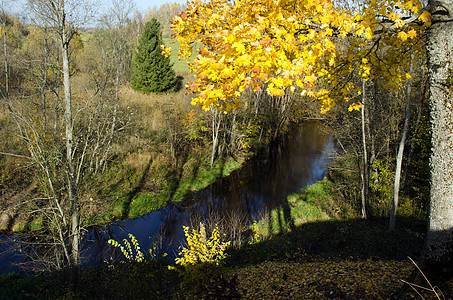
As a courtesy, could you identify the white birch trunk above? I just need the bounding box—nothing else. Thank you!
[361,78,368,219]
[57,0,79,287]
[389,55,413,231]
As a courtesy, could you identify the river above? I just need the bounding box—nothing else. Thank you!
[0,121,333,275]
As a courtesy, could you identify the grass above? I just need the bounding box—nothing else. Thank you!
[163,38,192,74]
[82,145,244,223]
[254,178,355,237]
[163,38,203,75]
[124,156,243,219]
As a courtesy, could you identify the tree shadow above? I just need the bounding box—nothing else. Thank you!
[121,157,153,219]
[173,76,184,93]
[167,152,229,207]
[226,216,426,267]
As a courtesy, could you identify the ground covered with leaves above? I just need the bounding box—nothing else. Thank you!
[233,259,412,299]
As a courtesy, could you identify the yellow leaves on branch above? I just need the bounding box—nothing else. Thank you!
[160,45,171,57]
[175,224,230,266]
[172,0,427,113]
[418,10,432,26]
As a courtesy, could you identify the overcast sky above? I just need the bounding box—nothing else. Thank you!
[135,0,187,13]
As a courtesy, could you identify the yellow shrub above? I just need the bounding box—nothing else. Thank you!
[175,223,230,266]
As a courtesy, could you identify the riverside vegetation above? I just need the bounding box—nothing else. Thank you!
[1,0,452,297]
[1,176,447,298]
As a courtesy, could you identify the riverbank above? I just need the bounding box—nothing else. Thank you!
[1,178,442,299]
[0,150,244,233]
[1,81,310,233]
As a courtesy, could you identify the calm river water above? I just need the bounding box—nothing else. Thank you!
[0,122,333,275]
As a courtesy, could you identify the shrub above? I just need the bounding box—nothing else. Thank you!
[173,223,231,291]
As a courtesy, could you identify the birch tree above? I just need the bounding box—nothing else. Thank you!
[26,0,93,289]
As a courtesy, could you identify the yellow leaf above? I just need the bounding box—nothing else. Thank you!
[407,29,417,39]
[418,11,431,24]
[364,28,373,39]
[160,45,171,57]
[397,31,408,42]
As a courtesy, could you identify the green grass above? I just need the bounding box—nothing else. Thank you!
[125,157,243,219]
[163,38,201,74]
[255,179,353,237]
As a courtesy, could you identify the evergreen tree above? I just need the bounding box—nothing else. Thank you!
[130,18,176,93]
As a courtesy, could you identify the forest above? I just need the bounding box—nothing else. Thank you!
[0,0,452,298]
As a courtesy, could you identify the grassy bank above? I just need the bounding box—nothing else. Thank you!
[87,155,243,224]
[1,177,442,299]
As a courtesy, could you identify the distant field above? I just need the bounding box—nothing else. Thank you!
[79,35,193,75]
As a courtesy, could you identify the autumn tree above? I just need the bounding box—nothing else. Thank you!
[130,18,176,93]
[92,0,135,170]
[171,0,453,269]
[0,9,27,98]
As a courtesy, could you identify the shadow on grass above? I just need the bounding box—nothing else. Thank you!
[173,76,184,92]
[226,216,426,267]
[166,152,229,206]
[121,158,153,219]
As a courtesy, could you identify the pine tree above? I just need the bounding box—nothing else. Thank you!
[130,18,176,93]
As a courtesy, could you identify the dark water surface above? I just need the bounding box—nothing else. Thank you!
[0,122,333,275]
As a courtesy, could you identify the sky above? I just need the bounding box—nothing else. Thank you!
[7,0,187,18]
[135,0,187,13]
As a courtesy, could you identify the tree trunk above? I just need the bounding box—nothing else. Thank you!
[59,0,79,289]
[389,55,413,231]
[2,17,8,98]
[423,0,453,268]
[361,78,368,219]
[211,106,222,167]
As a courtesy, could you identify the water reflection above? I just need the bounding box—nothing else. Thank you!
[0,122,333,274]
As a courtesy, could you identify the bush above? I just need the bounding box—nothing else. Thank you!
[173,223,231,290]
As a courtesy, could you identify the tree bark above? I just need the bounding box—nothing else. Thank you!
[58,0,79,289]
[361,78,368,219]
[423,0,453,267]
[211,106,222,167]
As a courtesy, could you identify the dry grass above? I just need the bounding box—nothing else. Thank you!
[123,150,154,172]
[119,85,196,132]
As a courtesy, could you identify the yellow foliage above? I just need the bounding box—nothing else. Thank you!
[108,234,145,263]
[172,0,427,114]
[348,102,362,112]
[175,224,230,266]
[160,45,171,57]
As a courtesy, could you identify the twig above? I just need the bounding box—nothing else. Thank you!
[402,256,443,300]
